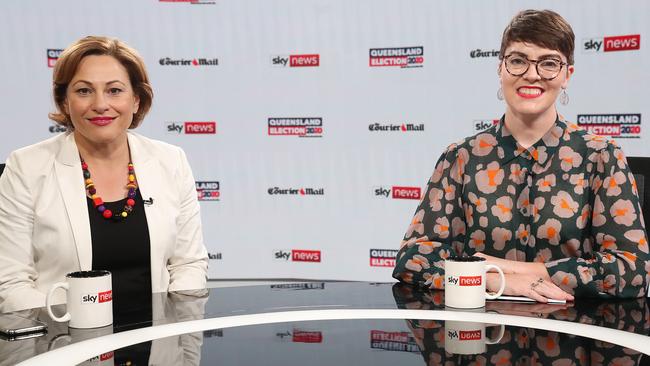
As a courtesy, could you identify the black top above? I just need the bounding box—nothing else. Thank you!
[88,189,152,325]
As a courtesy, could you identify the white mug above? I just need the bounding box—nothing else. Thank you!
[444,320,505,355]
[445,256,505,308]
[46,270,113,329]
[49,325,114,365]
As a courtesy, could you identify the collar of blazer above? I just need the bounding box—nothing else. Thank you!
[53,131,161,270]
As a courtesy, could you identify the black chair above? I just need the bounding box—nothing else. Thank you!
[0,163,4,177]
[627,157,649,230]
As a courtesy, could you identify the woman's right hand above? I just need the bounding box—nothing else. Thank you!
[487,272,574,303]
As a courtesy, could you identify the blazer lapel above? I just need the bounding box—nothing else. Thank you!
[54,133,92,270]
[128,133,165,286]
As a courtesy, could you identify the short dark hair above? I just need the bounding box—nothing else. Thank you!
[500,9,575,65]
[49,36,153,129]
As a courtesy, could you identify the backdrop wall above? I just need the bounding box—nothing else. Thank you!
[0,0,647,282]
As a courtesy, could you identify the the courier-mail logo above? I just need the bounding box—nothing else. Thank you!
[81,290,112,304]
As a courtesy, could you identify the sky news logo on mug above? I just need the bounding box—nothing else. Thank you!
[81,290,112,304]
[447,275,482,286]
[583,34,640,52]
[448,329,482,341]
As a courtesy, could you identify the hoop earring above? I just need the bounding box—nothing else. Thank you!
[497,87,504,101]
[560,89,569,105]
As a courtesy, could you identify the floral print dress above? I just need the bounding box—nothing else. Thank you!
[392,117,649,298]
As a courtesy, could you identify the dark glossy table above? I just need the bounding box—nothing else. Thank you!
[1,282,649,365]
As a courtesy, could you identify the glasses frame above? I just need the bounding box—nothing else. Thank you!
[503,54,568,81]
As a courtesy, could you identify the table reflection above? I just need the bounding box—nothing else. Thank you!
[393,283,650,365]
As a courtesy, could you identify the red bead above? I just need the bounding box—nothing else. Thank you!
[82,162,88,170]
[127,198,135,207]
[93,197,104,207]
[102,209,112,219]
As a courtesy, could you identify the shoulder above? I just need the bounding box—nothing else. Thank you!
[128,132,187,163]
[560,119,620,154]
[5,133,66,174]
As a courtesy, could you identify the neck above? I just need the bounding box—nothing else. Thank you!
[74,132,130,166]
[504,106,557,148]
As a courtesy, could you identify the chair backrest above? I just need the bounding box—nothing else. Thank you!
[627,156,649,230]
[0,163,4,177]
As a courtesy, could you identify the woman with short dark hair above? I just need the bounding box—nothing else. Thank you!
[393,10,648,300]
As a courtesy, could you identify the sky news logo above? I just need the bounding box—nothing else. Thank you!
[370,249,398,267]
[473,119,499,132]
[196,181,220,201]
[47,49,63,68]
[369,47,424,68]
[167,122,216,134]
[81,290,112,304]
[268,187,324,196]
[268,117,323,137]
[470,48,500,58]
[368,123,424,132]
[374,186,421,200]
[370,330,419,353]
[583,34,640,52]
[271,54,320,67]
[448,275,482,286]
[274,249,321,263]
[577,114,641,139]
[159,57,219,66]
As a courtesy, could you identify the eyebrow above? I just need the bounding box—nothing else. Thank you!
[71,80,127,87]
[508,51,562,59]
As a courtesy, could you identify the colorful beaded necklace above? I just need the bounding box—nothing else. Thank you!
[81,158,137,221]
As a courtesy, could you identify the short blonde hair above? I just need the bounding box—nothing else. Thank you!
[48,36,153,129]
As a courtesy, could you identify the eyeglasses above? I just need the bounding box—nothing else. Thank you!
[503,54,568,80]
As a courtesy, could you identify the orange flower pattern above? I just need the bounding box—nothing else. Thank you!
[393,117,649,298]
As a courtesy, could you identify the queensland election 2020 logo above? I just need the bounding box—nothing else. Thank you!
[268,117,323,138]
[47,49,63,67]
[196,181,220,201]
[370,249,398,267]
[369,47,424,68]
[577,114,641,138]
[583,34,640,53]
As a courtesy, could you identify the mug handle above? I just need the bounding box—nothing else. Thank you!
[46,282,71,323]
[485,324,505,345]
[484,264,506,299]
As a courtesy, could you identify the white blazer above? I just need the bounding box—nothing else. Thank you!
[0,132,208,312]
